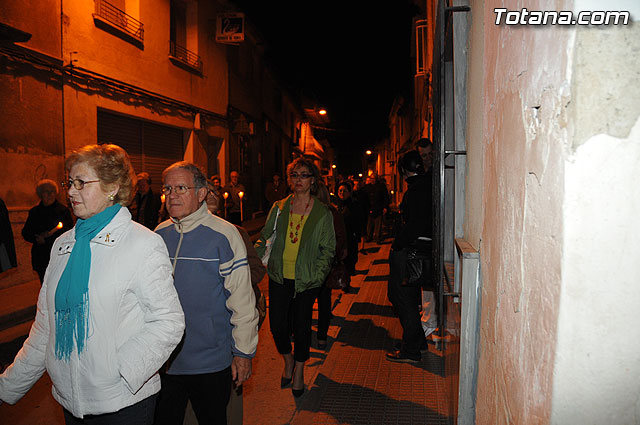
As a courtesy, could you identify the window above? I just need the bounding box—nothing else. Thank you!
[93,0,144,45]
[415,19,428,76]
[169,0,202,73]
[170,1,187,48]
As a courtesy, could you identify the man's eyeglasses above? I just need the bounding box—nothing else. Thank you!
[162,185,197,195]
[289,173,313,180]
[62,179,100,190]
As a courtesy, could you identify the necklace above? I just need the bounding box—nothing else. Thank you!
[289,197,311,244]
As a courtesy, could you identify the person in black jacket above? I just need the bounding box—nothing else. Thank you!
[351,178,369,251]
[131,172,162,230]
[21,179,74,283]
[385,150,433,363]
[336,181,363,279]
[0,197,18,273]
[365,174,390,244]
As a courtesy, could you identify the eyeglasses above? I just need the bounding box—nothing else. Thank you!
[289,173,313,180]
[62,179,100,190]
[162,185,197,195]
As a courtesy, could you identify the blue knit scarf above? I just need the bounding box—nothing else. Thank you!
[54,204,121,361]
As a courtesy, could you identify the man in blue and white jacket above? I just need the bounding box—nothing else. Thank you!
[154,161,259,425]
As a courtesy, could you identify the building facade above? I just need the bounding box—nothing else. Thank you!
[0,0,315,291]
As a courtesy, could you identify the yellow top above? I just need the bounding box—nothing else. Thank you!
[282,212,309,279]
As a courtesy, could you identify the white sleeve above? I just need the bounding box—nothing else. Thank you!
[0,277,50,404]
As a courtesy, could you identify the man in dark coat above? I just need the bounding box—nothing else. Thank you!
[131,172,161,230]
[21,180,74,283]
[352,178,370,251]
[365,174,389,243]
[265,174,288,207]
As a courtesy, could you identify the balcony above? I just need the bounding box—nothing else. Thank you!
[93,0,144,47]
[169,40,203,74]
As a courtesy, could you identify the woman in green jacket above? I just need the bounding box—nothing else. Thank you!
[255,158,336,397]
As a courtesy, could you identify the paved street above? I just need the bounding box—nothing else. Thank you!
[0,238,456,425]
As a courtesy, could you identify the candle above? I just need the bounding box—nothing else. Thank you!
[49,221,64,236]
[238,192,244,222]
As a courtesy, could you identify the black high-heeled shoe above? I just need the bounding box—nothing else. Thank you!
[292,386,305,398]
[280,376,292,388]
[281,364,294,388]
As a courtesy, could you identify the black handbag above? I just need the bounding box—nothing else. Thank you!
[401,239,434,289]
[326,260,348,290]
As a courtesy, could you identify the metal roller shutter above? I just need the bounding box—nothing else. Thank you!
[97,110,184,193]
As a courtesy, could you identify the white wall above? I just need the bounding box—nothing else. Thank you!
[551,17,640,424]
[554,120,640,425]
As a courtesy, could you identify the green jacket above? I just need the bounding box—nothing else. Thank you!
[255,194,336,293]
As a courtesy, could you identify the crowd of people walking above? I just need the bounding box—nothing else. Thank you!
[0,138,440,424]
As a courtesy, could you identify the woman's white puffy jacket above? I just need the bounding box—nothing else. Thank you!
[0,207,185,418]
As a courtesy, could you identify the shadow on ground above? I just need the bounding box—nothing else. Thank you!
[298,373,451,425]
[348,301,395,317]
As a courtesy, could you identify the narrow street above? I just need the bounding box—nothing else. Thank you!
[0,238,457,425]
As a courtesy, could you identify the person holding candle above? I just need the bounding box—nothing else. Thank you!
[21,179,74,284]
[255,157,335,397]
[0,144,185,423]
[222,171,245,225]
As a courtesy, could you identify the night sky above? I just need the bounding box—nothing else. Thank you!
[232,1,419,174]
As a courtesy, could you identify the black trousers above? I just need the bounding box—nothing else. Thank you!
[269,278,320,362]
[154,368,232,425]
[387,249,426,358]
[316,284,332,341]
[63,394,157,425]
[345,235,359,277]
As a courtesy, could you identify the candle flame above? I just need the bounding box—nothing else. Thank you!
[57,222,63,229]
[238,191,244,199]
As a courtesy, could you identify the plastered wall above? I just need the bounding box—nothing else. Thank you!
[469,1,570,423]
[467,1,640,423]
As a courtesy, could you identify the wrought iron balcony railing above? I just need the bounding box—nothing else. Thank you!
[94,0,144,42]
[169,40,203,73]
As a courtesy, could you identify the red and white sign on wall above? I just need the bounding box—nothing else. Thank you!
[216,13,245,44]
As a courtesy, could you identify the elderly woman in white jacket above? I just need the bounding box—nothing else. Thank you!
[0,144,185,425]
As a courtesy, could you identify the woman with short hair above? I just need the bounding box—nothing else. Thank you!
[21,179,74,283]
[0,144,185,424]
[255,157,335,397]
